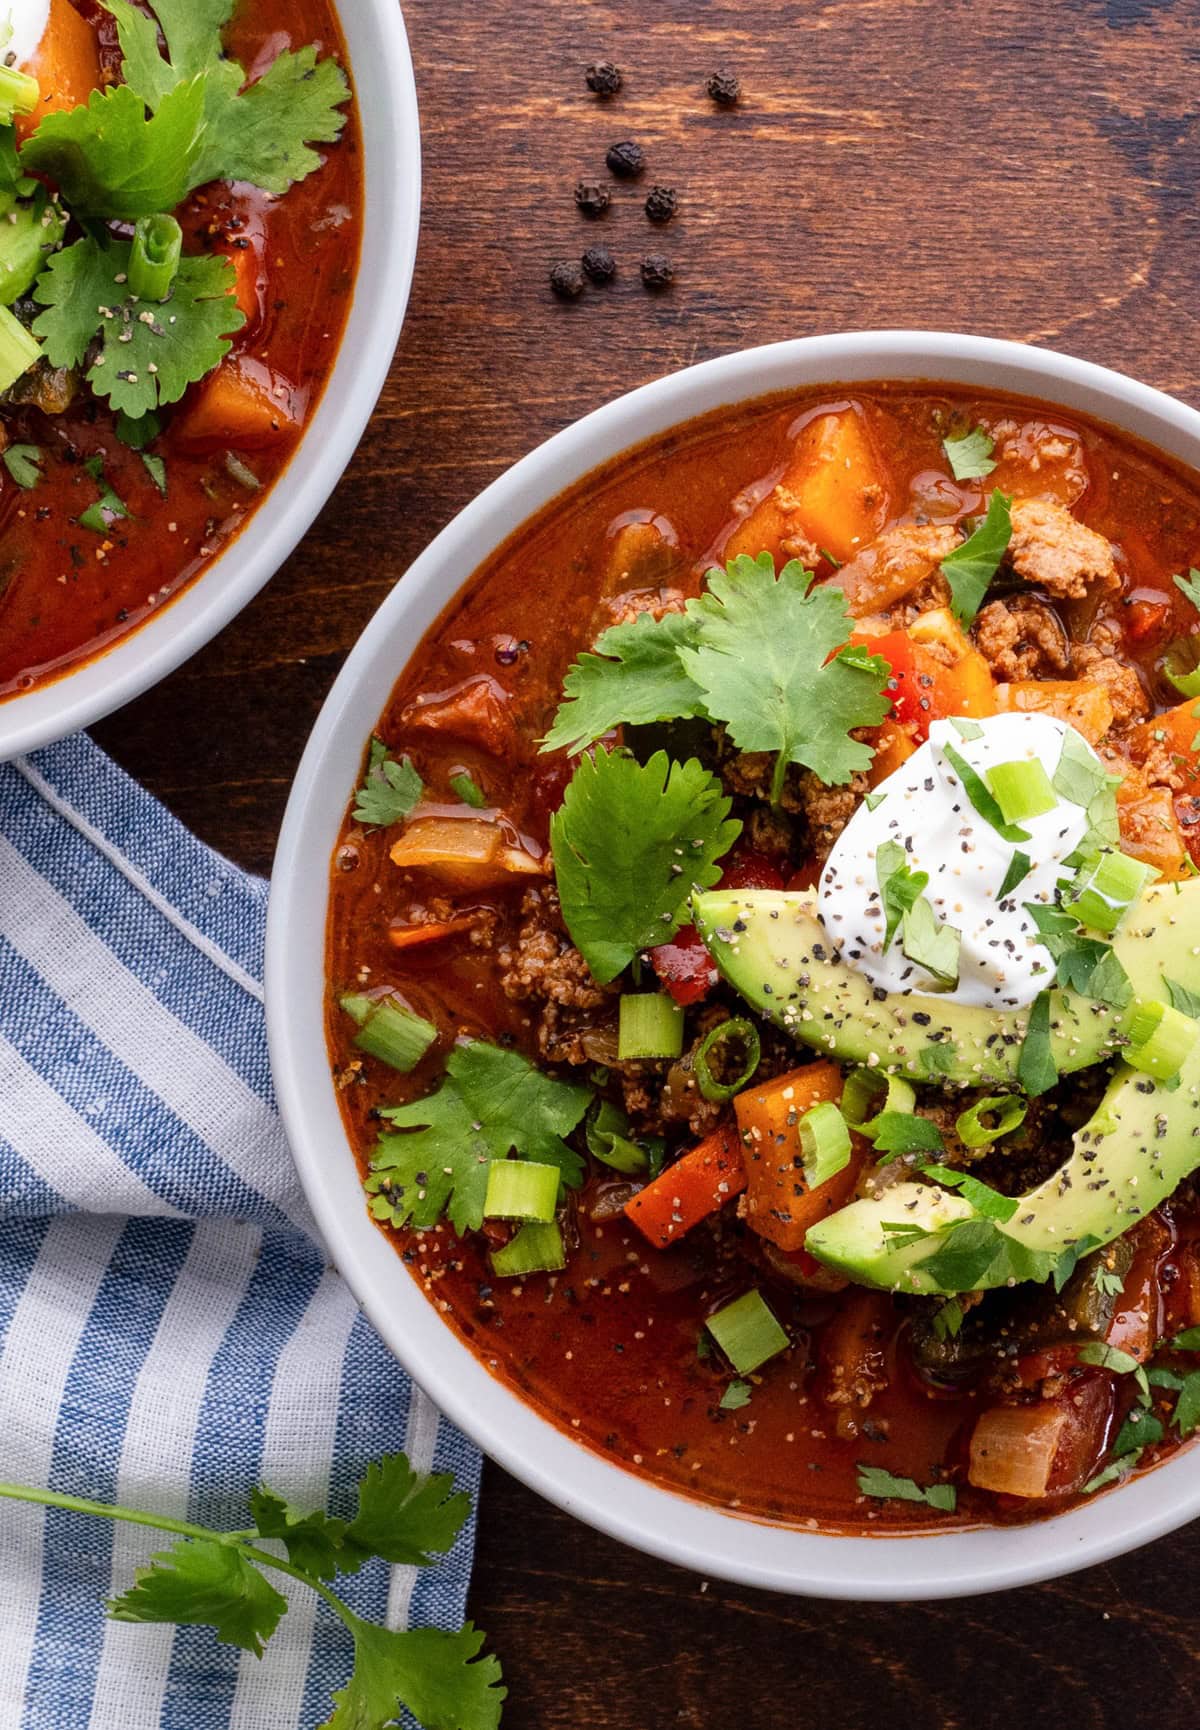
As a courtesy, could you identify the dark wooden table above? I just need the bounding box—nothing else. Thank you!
[95,0,1200,1721]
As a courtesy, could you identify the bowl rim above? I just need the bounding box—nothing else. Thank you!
[267,331,1200,1599]
[0,0,422,763]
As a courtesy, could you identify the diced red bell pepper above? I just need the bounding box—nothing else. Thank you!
[649,852,785,1003]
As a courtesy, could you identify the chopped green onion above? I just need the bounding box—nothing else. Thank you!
[705,1289,789,1374]
[483,1159,560,1222]
[585,1098,657,1175]
[694,1017,761,1102]
[0,65,39,124]
[954,1095,1029,1148]
[842,1069,916,1136]
[224,451,261,491]
[986,759,1057,825]
[450,771,487,809]
[1163,637,1200,700]
[129,213,183,302]
[1065,850,1156,936]
[0,304,39,393]
[490,1220,566,1278]
[618,992,684,1060]
[340,993,437,1072]
[942,741,1030,843]
[798,1100,852,1188]
[1122,998,1200,1082]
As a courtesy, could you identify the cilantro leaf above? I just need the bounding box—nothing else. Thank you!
[940,491,1012,625]
[32,235,243,419]
[856,1465,956,1512]
[942,426,996,482]
[1112,1406,1164,1456]
[342,1455,471,1570]
[1078,1341,1141,1375]
[1171,1325,1200,1351]
[248,1487,346,1581]
[139,0,232,84]
[901,896,961,988]
[1017,989,1058,1097]
[108,1536,287,1655]
[1021,900,1131,1006]
[921,1164,1019,1222]
[931,1297,964,1340]
[550,746,740,984]
[872,1113,945,1158]
[324,1616,505,1730]
[1166,977,1200,1020]
[1084,1455,1139,1494]
[876,838,928,950]
[21,78,207,220]
[997,850,1033,902]
[352,737,423,828]
[102,0,185,109]
[720,1379,752,1410]
[369,1041,592,1233]
[914,1217,1048,1290]
[542,611,705,756]
[680,553,890,798]
[196,48,352,196]
[1174,1370,1200,1436]
[2,443,41,489]
[1175,568,1200,611]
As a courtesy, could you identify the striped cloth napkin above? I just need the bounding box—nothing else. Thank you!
[0,734,479,1728]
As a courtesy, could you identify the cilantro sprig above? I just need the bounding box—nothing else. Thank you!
[541,611,704,755]
[856,1464,956,1512]
[353,737,424,828]
[940,491,1012,625]
[550,745,740,983]
[875,838,928,950]
[0,1454,504,1730]
[942,425,996,482]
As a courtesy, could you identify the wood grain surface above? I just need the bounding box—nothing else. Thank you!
[93,0,1200,1721]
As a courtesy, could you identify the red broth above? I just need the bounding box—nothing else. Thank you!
[0,0,362,698]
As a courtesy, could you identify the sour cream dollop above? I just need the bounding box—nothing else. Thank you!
[818,712,1098,1010]
[4,1,49,70]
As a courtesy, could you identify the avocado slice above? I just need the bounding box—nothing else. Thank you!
[805,1040,1200,1293]
[691,881,1200,1088]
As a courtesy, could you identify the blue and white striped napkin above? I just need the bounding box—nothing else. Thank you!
[0,734,479,1729]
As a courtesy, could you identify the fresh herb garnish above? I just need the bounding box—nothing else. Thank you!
[368,1041,592,1232]
[931,1297,965,1340]
[680,553,891,801]
[920,1164,1019,1222]
[450,771,488,809]
[856,1465,956,1512]
[1017,989,1058,1097]
[940,491,1012,625]
[1174,568,1200,611]
[941,739,1031,843]
[875,837,929,950]
[900,896,961,988]
[949,716,984,741]
[1021,899,1132,1006]
[141,452,168,496]
[997,850,1033,901]
[0,1452,503,1730]
[872,1113,945,1158]
[2,442,42,489]
[913,1217,1048,1291]
[863,790,887,811]
[1165,978,1200,1020]
[541,610,704,756]
[1078,1341,1141,1375]
[550,746,740,984]
[942,426,996,482]
[1084,1455,1139,1494]
[353,738,423,828]
[78,455,131,533]
[719,1380,752,1411]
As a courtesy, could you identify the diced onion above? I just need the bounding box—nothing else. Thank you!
[968,1404,1069,1498]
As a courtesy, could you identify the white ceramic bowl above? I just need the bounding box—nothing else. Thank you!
[267,332,1200,1598]
[0,0,421,763]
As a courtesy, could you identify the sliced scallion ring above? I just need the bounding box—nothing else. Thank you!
[1065,850,1157,936]
[842,1068,916,1139]
[483,1159,560,1222]
[954,1095,1029,1148]
[986,759,1058,825]
[340,993,437,1072]
[798,1100,852,1188]
[490,1220,566,1279]
[618,992,685,1060]
[705,1288,789,1374]
[1122,998,1200,1082]
[1163,636,1200,700]
[694,1017,761,1102]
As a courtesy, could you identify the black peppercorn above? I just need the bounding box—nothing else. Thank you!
[581,243,616,283]
[585,61,622,96]
[640,252,674,290]
[644,184,678,224]
[706,69,741,106]
[574,178,611,217]
[606,139,646,179]
[549,259,585,300]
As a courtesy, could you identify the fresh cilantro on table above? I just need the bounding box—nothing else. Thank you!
[353,737,424,828]
[875,837,928,950]
[368,1040,592,1233]
[856,1465,956,1512]
[942,426,996,482]
[900,896,961,988]
[25,1,351,219]
[550,745,740,984]
[940,491,1012,625]
[920,1164,1019,1223]
[1021,899,1132,1006]
[2,442,41,489]
[679,552,891,801]
[541,610,705,755]
[0,1452,503,1730]
[32,235,243,418]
